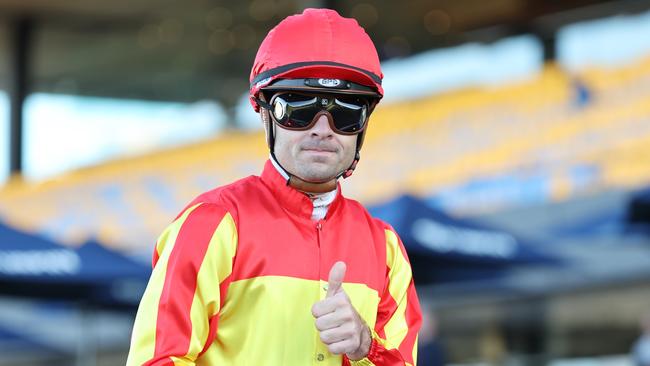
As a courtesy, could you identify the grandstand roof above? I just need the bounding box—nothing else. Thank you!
[1,0,647,107]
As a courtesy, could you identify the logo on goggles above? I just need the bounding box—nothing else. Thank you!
[317,79,342,88]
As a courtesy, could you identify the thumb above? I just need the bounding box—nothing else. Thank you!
[326,261,346,298]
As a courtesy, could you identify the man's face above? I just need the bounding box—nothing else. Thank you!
[269,110,358,183]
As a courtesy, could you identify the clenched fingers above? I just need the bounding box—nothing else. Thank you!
[311,291,349,318]
[314,311,346,331]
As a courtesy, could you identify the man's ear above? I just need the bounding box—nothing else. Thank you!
[258,93,274,150]
[261,108,270,128]
[258,94,269,127]
[260,108,273,149]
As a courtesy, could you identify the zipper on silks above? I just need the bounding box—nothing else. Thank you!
[315,220,324,246]
[315,219,327,297]
[314,219,328,366]
[316,220,325,295]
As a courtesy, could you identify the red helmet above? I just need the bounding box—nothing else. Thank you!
[249,8,383,111]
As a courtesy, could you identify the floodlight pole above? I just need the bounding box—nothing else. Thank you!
[9,17,33,175]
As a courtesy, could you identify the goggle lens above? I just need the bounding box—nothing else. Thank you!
[269,93,369,134]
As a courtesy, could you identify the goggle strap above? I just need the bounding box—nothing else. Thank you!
[253,96,273,111]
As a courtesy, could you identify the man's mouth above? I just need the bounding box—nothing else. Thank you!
[301,144,337,153]
[304,148,335,152]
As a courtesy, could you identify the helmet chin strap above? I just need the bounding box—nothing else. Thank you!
[264,110,360,194]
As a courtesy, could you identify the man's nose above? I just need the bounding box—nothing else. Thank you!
[310,114,334,137]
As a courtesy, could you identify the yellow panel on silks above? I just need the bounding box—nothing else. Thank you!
[197,276,380,366]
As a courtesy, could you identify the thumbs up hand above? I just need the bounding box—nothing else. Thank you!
[311,261,371,360]
[325,261,346,298]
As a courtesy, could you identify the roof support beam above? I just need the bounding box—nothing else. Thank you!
[9,17,33,175]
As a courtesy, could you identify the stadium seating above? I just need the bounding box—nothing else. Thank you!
[0,56,649,252]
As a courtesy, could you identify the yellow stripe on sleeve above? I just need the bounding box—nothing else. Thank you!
[412,333,419,366]
[186,212,238,359]
[382,229,412,350]
[127,203,202,366]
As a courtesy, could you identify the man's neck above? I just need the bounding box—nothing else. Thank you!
[287,175,337,194]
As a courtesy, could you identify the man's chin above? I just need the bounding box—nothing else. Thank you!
[295,164,338,182]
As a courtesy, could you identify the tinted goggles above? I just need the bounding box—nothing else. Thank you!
[263,92,370,135]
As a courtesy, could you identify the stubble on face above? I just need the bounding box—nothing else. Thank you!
[271,117,357,182]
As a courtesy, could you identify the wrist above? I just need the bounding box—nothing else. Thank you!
[347,324,371,361]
